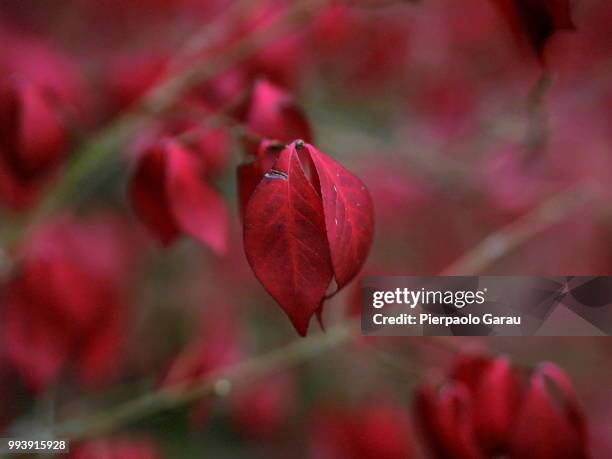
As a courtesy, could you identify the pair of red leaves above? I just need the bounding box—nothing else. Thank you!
[416,354,588,459]
[241,140,374,336]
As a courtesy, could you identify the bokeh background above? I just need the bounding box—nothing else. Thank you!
[0,0,611,457]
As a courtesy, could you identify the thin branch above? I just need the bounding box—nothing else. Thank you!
[23,0,326,226]
[524,70,553,156]
[29,184,599,442]
[165,0,257,72]
[0,244,9,281]
[441,182,598,275]
[46,321,354,441]
[6,14,597,441]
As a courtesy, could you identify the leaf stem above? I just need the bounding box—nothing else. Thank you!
[524,69,554,155]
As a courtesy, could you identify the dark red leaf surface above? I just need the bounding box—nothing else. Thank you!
[241,141,374,334]
[243,144,333,336]
[237,140,285,218]
[237,162,263,219]
[306,144,374,290]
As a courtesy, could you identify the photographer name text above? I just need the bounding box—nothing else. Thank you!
[371,288,521,327]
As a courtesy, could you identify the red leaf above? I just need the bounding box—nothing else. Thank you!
[4,293,70,392]
[237,162,263,219]
[192,126,231,176]
[230,372,295,439]
[492,0,576,60]
[305,143,374,290]
[129,140,228,253]
[415,384,483,459]
[237,140,285,218]
[245,79,313,144]
[77,301,125,388]
[129,143,180,246]
[244,144,333,335]
[166,142,228,255]
[472,357,522,454]
[510,371,587,459]
[0,79,66,177]
[536,362,588,447]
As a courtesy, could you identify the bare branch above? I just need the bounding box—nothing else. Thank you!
[29,184,600,441]
[441,183,599,275]
[21,0,327,228]
[45,321,354,441]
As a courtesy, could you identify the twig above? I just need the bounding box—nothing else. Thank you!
[441,182,598,275]
[46,321,354,441]
[165,0,257,72]
[29,184,599,441]
[315,120,480,195]
[524,70,553,156]
[23,0,326,226]
[0,244,9,280]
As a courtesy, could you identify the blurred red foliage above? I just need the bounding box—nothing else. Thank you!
[415,353,590,459]
[69,437,165,459]
[1,214,138,392]
[309,399,416,459]
[0,0,610,455]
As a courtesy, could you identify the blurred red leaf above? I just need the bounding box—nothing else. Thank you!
[243,79,313,145]
[510,367,588,459]
[415,383,483,459]
[166,143,227,254]
[2,215,135,392]
[492,0,576,60]
[0,78,67,210]
[417,354,590,459]
[230,372,296,439]
[69,438,164,459]
[129,139,228,253]
[471,357,522,454]
[309,400,416,459]
[129,142,180,245]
